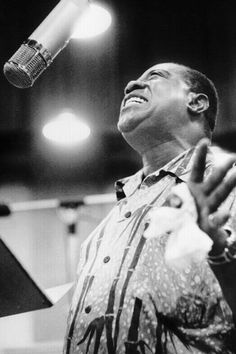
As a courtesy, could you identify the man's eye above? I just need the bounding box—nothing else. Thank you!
[149,71,164,78]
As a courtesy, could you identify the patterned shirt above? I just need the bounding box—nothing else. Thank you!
[64,148,236,354]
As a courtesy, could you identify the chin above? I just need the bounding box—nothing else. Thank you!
[118,120,142,134]
[118,120,133,133]
[118,111,143,133]
[117,115,132,132]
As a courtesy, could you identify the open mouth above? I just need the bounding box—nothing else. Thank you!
[124,95,148,107]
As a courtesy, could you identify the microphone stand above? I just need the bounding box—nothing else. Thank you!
[0,193,116,283]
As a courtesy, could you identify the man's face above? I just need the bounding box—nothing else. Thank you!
[118,63,190,135]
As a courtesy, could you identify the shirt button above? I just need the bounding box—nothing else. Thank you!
[85,305,92,313]
[103,256,110,263]
[177,167,185,174]
[124,211,132,218]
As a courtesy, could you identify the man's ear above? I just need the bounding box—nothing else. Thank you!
[187,92,209,115]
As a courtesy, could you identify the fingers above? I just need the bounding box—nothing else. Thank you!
[190,138,209,183]
[203,157,236,195]
[208,210,230,229]
[208,169,236,213]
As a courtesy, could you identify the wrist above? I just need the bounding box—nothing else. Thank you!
[208,230,236,265]
[208,228,228,256]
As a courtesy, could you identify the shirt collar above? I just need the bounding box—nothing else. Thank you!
[115,147,214,200]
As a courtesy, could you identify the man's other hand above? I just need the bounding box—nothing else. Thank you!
[188,139,236,255]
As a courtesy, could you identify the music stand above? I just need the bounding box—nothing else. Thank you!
[0,193,115,317]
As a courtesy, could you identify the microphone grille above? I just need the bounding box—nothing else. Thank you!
[3,40,52,89]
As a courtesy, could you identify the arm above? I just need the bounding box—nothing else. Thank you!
[188,139,236,316]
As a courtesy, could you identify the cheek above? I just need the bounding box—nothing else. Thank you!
[149,100,187,130]
[156,96,187,116]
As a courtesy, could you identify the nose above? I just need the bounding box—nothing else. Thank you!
[124,79,146,95]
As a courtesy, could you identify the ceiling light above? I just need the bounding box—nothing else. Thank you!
[71,3,112,39]
[42,112,90,145]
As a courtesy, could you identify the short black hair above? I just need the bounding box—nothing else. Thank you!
[180,65,219,132]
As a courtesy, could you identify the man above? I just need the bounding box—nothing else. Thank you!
[64,63,236,353]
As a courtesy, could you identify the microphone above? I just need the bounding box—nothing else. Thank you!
[3,0,88,89]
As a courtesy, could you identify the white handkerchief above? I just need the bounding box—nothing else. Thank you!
[144,183,213,270]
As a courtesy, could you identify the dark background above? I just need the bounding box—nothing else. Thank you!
[0,0,236,191]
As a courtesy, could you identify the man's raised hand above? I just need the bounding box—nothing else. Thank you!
[188,139,236,254]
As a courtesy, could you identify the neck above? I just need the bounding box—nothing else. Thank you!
[142,139,191,176]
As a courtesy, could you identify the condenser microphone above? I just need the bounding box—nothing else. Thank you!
[3,0,88,88]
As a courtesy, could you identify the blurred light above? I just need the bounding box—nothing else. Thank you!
[42,112,90,145]
[71,3,112,39]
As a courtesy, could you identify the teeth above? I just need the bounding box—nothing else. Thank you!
[125,96,146,106]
